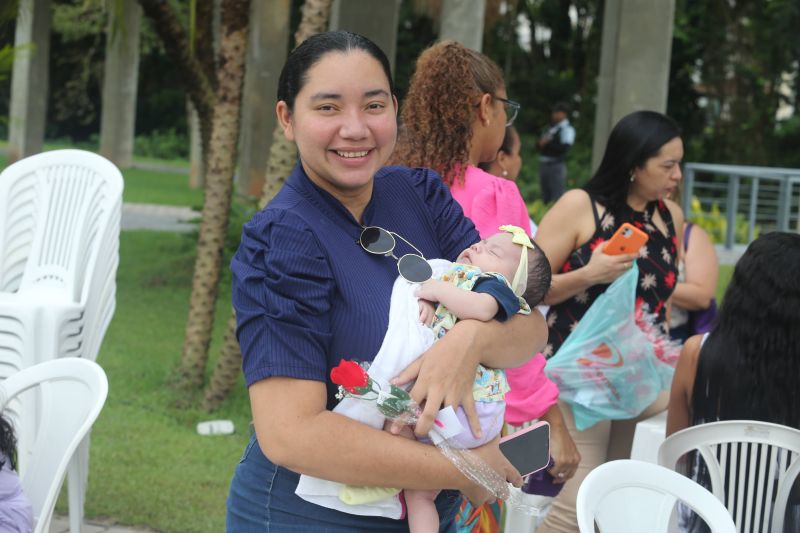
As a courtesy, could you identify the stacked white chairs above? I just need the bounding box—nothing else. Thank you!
[0,149,122,533]
[1,358,108,533]
[659,420,800,533]
[576,459,736,533]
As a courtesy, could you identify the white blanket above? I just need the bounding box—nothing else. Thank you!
[294,259,453,518]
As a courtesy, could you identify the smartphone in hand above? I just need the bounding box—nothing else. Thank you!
[604,222,648,256]
[499,421,550,477]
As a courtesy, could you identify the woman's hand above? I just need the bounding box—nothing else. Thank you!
[460,435,523,506]
[584,241,638,285]
[392,329,481,438]
[540,404,580,482]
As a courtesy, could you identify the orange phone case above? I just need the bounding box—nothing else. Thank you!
[604,222,648,255]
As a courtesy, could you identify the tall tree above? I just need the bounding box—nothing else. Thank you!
[202,0,333,411]
[137,0,251,395]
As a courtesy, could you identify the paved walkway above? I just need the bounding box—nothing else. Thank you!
[121,203,198,233]
[49,515,156,533]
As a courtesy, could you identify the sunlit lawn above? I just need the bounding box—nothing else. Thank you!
[71,231,252,532]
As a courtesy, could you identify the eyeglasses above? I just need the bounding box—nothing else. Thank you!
[493,96,521,127]
[358,226,433,283]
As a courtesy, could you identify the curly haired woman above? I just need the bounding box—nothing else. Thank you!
[392,40,579,532]
[0,413,33,532]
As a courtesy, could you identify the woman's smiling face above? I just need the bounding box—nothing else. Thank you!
[277,50,397,206]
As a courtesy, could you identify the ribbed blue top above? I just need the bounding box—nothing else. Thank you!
[231,164,479,409]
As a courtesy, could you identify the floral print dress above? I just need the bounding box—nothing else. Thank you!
[544,196,679,358]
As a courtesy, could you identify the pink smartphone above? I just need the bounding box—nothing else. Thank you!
[499,421,551,477]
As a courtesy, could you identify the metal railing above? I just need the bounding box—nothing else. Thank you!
[682,163,800,249]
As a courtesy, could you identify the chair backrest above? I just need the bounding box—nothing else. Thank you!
[0,149,123,301]
[658,420,800,533]
[576,459,736,533]
[0,358,108,533]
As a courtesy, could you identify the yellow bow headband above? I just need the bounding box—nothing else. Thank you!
[499,225,534,297]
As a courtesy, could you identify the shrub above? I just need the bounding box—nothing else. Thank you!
[688,196,757,245]
[134,128,189,160]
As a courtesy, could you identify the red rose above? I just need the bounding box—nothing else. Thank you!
[330,360,369,393]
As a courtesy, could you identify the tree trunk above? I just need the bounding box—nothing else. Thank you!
[175,0,250,392]
[202,0,333,410]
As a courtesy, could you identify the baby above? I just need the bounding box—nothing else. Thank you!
[341,225,552,532]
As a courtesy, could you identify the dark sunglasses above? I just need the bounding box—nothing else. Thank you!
[358,226,433,283]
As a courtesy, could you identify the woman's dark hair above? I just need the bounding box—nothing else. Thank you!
[477,126,518,173]
[583,110,681,210]
[277,31,394,111]
[0,413,17,471]
[684,232,800,533]
[691,231,800,429]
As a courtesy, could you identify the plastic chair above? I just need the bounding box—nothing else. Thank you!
[0,149,123,364]
[0,149,122,533]
[658,420,800,533]
[1,358,108,533]
[576,459,736,533]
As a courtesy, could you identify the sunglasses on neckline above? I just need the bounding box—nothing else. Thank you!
[358,226,433,283]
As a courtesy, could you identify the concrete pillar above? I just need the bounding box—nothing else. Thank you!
[329,0,401,74]
[439,0,485,52]
[236,0,291,197]
[591,0,676,171]
[7,0,51,163]
[99,0,142,169]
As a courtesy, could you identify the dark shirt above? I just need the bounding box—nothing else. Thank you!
[231,164,479,410]
[472,275,519,322]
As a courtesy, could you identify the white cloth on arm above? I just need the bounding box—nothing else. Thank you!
[295,259,452,518]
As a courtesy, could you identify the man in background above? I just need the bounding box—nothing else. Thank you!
[537,102,576,203]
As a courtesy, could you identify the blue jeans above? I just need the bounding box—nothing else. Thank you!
[227,433,462,532]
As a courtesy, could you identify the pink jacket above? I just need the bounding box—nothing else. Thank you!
[449,165,559,423]
[449,165,532,238]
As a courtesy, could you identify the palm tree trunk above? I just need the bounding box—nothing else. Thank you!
[176,0,250,392]
[202,0,333,410]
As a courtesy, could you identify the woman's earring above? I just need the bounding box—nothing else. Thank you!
[629,173,635,183]
[502,169,508,177]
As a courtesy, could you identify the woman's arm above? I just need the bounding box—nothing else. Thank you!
[671,223,718,311]
[666,334,702,436]
[536,190,635,305]
[250,377,522,500]
[395,311,547,437]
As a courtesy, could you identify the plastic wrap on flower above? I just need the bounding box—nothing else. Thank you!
[330,360,543,517]
[331,360,420,423]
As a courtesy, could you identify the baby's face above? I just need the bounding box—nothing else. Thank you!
[457,233,522,280]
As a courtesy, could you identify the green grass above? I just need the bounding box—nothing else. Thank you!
[120,166,203,207]
[716,264,734,303]
[69,231,252,532]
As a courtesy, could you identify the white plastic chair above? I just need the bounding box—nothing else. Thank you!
[576,459,736,533]
[0,149,122,533]
[1,358,108,533]
[0,149,123,364]
[658,420,800,533]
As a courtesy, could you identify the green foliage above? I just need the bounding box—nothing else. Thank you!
[688,196,758,245]
[134,128,190,160]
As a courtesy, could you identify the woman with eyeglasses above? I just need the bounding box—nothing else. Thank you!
[226,31,548,532]
[391,40,580,532]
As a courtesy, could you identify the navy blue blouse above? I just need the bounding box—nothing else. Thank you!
[231,164,479,410]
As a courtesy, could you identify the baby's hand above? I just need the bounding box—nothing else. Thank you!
[418,299,435,326]
[415,279,444,302]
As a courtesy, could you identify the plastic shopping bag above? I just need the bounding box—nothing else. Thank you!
[545,264,680,431]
